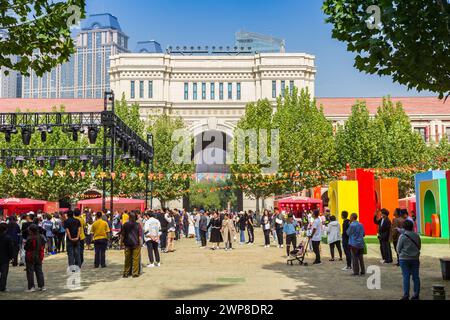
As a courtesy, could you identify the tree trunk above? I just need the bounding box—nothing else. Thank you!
[160,199,166,209]
[255,196,260,215]
[262,198,266,210]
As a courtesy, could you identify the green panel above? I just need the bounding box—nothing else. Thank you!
[424,190,437,224]
[439,179,449,239]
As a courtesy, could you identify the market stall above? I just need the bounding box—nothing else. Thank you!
[77,197,145,213]
[275,196,323,218]
[398,196,416,214]
[0,198,58,217]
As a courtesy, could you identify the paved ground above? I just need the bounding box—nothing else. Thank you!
[1,233,449,300]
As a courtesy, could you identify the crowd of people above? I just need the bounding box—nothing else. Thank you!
[0,206,422,300]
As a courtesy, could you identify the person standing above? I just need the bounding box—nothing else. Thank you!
[374,209,393,264]
[246,211,255,245]
[326,216,343,261]
[199,211,209,248]
[397,219,421,300]
[182,210,189,238]
[194,210,200,244]
[221,213,236,250]
[63,211,81,268]
[347,213,366,276]
[283,214,298,257]
[144,212,161,267]
[74,209,86,267]
[158,210,168,252]
[91,212,110,268]
[391,209,405,267]
[165,211,176,253]
[341,211,352,271]
[208,212,223,250]
[238,212,246,245]
[0,223,14,292]
[309,210,322,265]
[53,213,65,254]
[121,212,142,278]
[24,224,46,292]
[6,216,21,266]
[274,208,284,249]
[41,215,54,255]
[261,210,271,248]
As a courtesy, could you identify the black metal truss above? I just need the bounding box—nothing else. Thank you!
[0,91,154,212]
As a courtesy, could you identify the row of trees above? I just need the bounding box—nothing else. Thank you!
[0,91,448,206]
[233,89,449,205]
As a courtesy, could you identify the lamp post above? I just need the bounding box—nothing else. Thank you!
[145,133,154,210]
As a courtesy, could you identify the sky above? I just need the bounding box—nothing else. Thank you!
[86,0,434,98]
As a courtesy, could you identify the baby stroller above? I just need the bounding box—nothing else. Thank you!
[110,228,121,250]
[287,236,310,266]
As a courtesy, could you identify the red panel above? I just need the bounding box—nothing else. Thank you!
[425,223,432,237]
[353,169,377,235]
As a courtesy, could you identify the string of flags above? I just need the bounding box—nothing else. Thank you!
[0,164,441,182]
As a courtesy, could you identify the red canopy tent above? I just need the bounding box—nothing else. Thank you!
[0,198,48,217]
[399,196,416,214]
[275,196,323,218]
[77,197,145,213]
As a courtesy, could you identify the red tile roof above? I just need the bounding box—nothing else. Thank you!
[0,99,104,113]
[0,97,448,116]
[316,97,449,116]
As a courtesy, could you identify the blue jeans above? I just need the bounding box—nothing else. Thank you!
[66,240,81,268]
[399,259,420,298]
[195,226,200,242]
[240,230,245,243]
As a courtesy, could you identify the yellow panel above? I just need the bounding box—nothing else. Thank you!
[329,180,359,227]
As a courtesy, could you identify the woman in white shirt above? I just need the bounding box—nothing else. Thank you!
[326,215,343,261]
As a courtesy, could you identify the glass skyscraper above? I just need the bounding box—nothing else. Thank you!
[235,31,285,53]
[22,13,129,99]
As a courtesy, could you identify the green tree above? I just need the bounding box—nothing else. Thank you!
[322,0,450,99]
[189,180,236,211]
[0,0,86,76]
[335,102,380,168]
[148,114,194,207]
[231,99,278,213]
[273,88,337,192]
[0,107,93,202]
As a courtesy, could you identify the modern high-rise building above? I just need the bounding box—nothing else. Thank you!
[0,30,19,98]
[22,13,129,99]
[235,31,285,53]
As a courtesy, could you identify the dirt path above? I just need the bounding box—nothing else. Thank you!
[1,233,449,300]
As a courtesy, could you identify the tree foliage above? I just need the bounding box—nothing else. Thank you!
[147,114,194,207]
[274,88,337,191]
[0,0,86,76]
[322,0,450,99]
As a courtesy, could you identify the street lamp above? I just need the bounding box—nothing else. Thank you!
[145,133,154,210]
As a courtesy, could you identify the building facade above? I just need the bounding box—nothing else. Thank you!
[22,13,129,99]
[109,52,316,133]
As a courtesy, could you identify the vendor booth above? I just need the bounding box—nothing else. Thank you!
[0,198,58,217]
[77,197,145,213]
[275,196,323,218]
[399,196,416,214]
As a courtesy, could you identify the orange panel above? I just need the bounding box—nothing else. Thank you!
[375,178,399,220]
[431,214,441,238]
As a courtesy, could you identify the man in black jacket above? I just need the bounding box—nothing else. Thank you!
[0,223,14,292]
[157,210,168,252]
[341,211,352,270]
[374,208,393,264]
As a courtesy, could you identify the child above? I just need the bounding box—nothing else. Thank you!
[24,224,46,292]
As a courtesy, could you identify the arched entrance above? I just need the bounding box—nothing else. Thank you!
[423,190,437,226]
